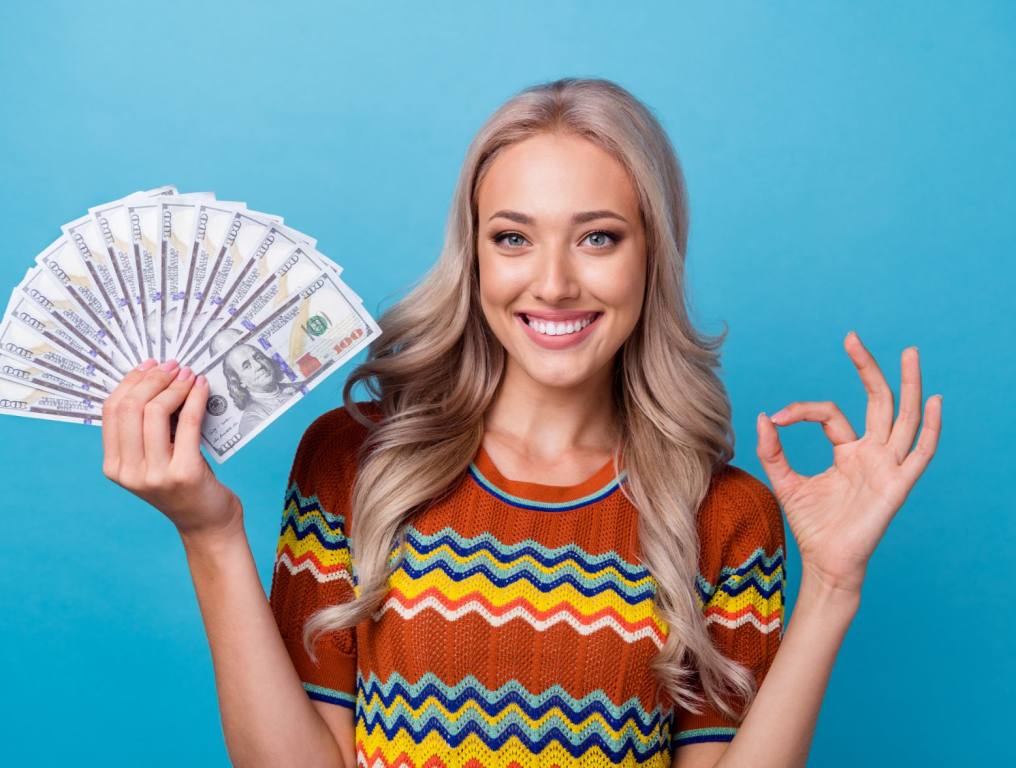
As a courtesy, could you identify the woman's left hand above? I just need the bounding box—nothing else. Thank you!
[755,330,942,596]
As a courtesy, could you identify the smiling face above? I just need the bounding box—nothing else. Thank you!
[476,132,647,394]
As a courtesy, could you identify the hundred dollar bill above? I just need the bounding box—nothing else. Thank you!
[2,268,28,317]
[182,243,354,371]
[316,257,362,304]
[19,254,137,375]
[90,186,178,355]
[61,212,147,363]
[0,353,107,402]
[33,236,139,368]
[0,377,102,425]
[269,233,358,302]
[195,270,380,463]
[6,286,126,382]
[172,202,280,359]
[173,204,286,359]
[0,315,117,395]
[176,220,304,363]
[16,264,133,374]
[125,192,213,361]
[160,198,229,357]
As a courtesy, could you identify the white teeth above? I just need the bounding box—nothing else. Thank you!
[525,313,597,336]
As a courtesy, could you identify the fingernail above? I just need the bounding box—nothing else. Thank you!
[137,358,157,371]
[196,374,207,387]
[770,408,788,422]
[176,365,193,381]
[159,359,179,372]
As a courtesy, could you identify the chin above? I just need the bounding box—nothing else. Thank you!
[517,360,598,390]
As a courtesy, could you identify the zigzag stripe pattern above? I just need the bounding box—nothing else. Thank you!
[355,734,672,768]
[398,525,657,594]
[376,589,667,647]
[695,546,785,635]
[271,467,787,765]
[354,671,673,765]
[376,524,668,646]
[274,481,356,587]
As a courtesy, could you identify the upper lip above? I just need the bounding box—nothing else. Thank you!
[515,309,602,321]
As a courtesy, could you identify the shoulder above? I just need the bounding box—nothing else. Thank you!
[287,399,383,505]
[700,463,783,527]
[696,463,786,583]
[294,399,382,457]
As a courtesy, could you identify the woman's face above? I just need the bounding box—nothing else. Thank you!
[476,132,647,392]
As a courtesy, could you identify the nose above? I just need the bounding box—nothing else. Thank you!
[531,242,580,304]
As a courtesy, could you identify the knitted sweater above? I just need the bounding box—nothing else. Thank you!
[269,401,786,767]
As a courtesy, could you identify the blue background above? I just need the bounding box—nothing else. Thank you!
[1,1,1011,765]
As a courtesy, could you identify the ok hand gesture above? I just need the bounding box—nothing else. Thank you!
[755,331,942,596]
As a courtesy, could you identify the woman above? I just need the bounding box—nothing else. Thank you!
[99,78,941,767]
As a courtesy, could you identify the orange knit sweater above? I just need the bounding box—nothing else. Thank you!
[269,401,786,767]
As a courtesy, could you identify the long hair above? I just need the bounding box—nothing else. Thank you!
[303,76,758,721]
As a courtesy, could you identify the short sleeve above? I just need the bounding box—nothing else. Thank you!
[268,406,370,710]
[672,465,787,749]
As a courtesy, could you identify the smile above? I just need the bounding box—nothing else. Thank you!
[514,311,602,349]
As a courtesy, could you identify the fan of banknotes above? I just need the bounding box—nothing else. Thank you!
[0,186,381,462]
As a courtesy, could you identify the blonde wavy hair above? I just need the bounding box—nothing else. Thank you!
[303,76,758,722]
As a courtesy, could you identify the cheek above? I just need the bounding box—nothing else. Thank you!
[591,266,643,313]
[478,251,526,308]
[614,251,646,309]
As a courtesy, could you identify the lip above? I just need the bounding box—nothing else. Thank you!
[515,311,602,350]
[516,309,600,321]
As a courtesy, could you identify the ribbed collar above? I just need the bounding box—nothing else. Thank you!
[468,443,627,511]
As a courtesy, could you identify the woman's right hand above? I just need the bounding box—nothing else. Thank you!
[101,358,244,543]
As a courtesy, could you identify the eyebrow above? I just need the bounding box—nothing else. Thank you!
[488,209,629,226]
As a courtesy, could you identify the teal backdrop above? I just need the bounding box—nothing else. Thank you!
[1,1,1011,765]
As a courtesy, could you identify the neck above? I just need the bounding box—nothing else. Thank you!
[483,356,620,461]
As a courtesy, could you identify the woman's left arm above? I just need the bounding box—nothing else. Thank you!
[712,331,943,768]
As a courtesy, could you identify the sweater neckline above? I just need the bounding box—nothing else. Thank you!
[468,442,627,511]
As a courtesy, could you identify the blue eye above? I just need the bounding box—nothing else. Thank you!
[493,232,528,248]
[491,230,622,249]
[584,230,620,248]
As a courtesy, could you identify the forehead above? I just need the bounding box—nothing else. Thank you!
[477,133,639,222]
[228,345,257,363]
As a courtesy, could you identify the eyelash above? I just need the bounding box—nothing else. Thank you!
[490,229,622,250]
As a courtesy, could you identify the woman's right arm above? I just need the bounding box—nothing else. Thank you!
[180,512,353,768]
[100,358,352,768]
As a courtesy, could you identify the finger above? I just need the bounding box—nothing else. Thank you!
[888,346,922,463]
[845,331,895,443]
[171,373,210,468]
[768,400,857,445]
[143,366,197,467]
[900,395,942,485]
[756,411,805,501]
[102,358,158,478]
[117,359,180,470]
